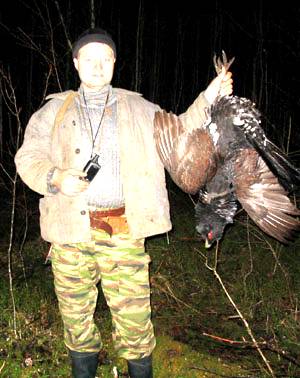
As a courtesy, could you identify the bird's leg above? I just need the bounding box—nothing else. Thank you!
[213,50,235,75]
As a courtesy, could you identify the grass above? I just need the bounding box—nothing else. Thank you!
[1,184,300,376]
[0,257,248,377]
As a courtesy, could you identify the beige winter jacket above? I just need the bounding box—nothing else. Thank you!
[15,88,209,243]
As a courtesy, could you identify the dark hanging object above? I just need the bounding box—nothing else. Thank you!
[154,52,300,247]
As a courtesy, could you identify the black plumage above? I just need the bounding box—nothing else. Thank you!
[195,96,300,247]
[154,58,300,247]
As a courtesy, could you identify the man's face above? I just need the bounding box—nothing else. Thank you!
[73,42,115,91]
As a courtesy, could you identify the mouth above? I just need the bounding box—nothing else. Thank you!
[91,74,104,78]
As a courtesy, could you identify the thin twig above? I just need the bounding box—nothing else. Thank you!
[188,193,196,206]
[0,65,23,338]
[54,0,73,50]
[17,187,29,287]
[203,332,300,367]
[196,243,275,377]
[45,4,62,91]
[0,361,6,374]
[151,273,203,315]
[243,215,254,296]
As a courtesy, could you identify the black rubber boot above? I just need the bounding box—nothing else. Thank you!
[69,350,99,378]
[127,355,153,378]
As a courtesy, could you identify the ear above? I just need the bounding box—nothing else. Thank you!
[73,58,79,71]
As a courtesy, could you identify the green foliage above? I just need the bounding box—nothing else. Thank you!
[148,185,300,376]
[1,185,300,376]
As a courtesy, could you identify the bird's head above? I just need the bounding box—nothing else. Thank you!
[195,201,230,248]
[195,218,227,248]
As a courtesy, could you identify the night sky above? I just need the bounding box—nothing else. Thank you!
[1,0,300,153]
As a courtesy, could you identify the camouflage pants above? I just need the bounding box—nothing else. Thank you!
[51,228,156,360]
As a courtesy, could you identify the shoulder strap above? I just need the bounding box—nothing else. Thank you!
[52,91,78,135]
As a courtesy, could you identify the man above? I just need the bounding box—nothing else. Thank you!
[15,28,233,378]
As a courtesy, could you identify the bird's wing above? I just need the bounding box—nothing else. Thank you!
[154,110,217,194]
[234,149,300,243]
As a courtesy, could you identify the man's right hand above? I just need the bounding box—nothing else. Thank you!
[52,168,89,196]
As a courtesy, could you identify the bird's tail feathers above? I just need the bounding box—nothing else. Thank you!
[249,137,300,192]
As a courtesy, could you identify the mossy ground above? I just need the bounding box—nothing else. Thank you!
[1,184,300,377]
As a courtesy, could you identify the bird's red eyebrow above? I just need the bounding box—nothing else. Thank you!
[208,230,214,240]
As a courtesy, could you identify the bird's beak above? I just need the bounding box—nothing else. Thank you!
[205,238,212,249]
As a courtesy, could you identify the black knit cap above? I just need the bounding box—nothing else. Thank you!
[72,27,116,58]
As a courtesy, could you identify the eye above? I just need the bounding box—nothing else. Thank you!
[207,230,214,240]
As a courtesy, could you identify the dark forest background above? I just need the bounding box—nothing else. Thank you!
[1,0,300,148]
[1,1,300,377]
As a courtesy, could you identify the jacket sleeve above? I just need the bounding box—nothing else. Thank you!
[178,91,210,130]
[14,100,58,195]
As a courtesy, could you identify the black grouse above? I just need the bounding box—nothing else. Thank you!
[154,54,300,247]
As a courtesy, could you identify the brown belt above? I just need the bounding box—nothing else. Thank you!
[89,207,128,236]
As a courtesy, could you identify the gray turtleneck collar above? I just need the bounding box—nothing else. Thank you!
[78,84,116,109]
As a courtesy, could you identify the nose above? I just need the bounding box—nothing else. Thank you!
[94,60,103,70]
